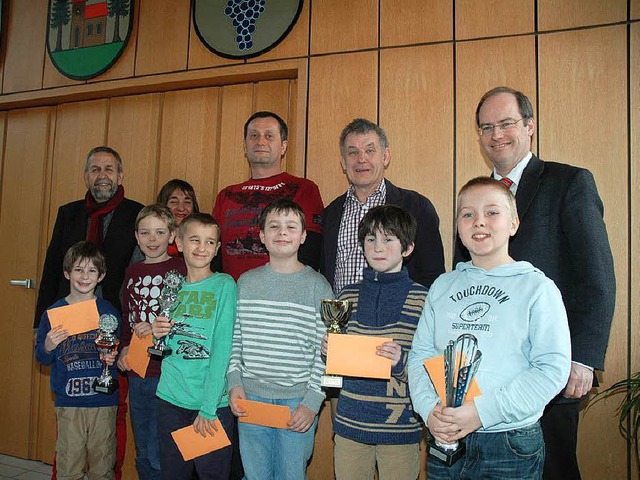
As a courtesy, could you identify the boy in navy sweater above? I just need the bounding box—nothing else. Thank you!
[36,241,120,479]
[322,205,428,479]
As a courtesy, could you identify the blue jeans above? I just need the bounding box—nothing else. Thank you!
[157,399,233,480]
[238,394,318,480]
[429,422,545,480]
[129,376,160,480]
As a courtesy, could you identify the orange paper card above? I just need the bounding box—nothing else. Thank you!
[127,333,154,378]
[171,420,230,460]
[423,355,482,405]
[326,333,392,380]
[237,399,291,429]
[47,299,99,336]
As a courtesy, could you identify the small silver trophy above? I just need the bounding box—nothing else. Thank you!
[428,333,482,466]
[148,270,183,357]
[320,299,351,388]
[93,314,120,394]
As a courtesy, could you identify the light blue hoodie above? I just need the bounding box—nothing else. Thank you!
[408,261,571,432]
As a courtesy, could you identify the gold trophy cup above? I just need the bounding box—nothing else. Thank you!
[321,299,351,388]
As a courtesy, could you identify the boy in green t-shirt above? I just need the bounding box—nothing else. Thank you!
[152,213,237,480]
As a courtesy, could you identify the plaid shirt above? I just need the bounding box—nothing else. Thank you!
[333,180,386,294]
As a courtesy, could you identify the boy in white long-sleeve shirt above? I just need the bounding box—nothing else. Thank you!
[408,177,571,480]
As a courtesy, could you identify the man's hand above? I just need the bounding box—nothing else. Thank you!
[117,346,130,371]
[229,387,247,417]
[563,362,593,399]
[376,341,402,367]
[151,316,173,339]
[288,404,315,433]
[133,322,152,338]
[193,415,219,438]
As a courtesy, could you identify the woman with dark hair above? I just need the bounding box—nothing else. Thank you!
[130,179,200,261]
[155,179,200,256]
[156,179,200,227]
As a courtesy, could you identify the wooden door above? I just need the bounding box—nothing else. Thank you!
[0,107,51,457]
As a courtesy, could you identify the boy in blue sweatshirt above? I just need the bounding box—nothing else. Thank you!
[35,241,120,480]
[408,177,571,479]
[322,205,428,480]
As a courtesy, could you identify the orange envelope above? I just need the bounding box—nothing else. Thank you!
[171,420,230,460]
[237,399,291,429]
[423,355,482,405]
[47,299,99,336]
[326,333,392,380]
[127,333,154,378]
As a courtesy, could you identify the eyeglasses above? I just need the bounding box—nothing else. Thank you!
[478,118,524,136]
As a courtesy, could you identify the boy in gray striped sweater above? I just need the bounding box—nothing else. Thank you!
[227,199,333,480]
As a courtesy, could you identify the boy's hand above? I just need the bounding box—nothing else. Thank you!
[376,341,402,367]
[427,403,459,445]
[433,403,482,442]
[193,415,219,438]
[288,404,315,433]
[321,333,328,357]
[151,316,173,339]
[229,387,247,417]
[117,346,130,371]
[133,322,152,338]
[100,351,118,366]
[44,325,69,353]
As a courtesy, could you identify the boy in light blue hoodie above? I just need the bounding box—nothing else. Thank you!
[408,177,571,480]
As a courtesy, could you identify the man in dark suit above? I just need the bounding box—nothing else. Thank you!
[34,145,143,480]
[322,118,445,294]
[455,87,615,480]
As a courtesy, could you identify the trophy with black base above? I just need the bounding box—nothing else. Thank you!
[93,314,120,394]
[148,270,183,357]
[427,333,482,466]
[320,299,351,388]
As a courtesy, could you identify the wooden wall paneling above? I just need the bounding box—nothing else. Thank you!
[310,0,378,55]
[2,0,47,94]
[631,21,640,387]
[455,36,537,190]
[215,83,257,201]
[633,0,640,20]
[135,0,190,76]
[247,0,310,62]
[158,87,221,213]
[538,0,627,31]
[380,0,452,47]
[253,79,298,176]
[538,26,628,480]
[47,100,109,226]
[307,52,378,206]
[379,44,455,265]
[455,0,534,40]
[0,108,50,458]
[107,93,162,206]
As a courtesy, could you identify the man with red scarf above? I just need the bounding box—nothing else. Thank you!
[35,146,143,480]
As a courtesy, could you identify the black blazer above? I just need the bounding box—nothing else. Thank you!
[454,155,615,371]
[321,179,445,290]
[34,197,143,327]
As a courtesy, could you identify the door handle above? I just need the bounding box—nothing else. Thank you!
[10,279,34,289]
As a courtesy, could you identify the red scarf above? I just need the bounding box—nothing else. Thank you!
[85,185,125,247]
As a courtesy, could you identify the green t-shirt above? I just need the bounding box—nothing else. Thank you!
[156,272,237,420]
